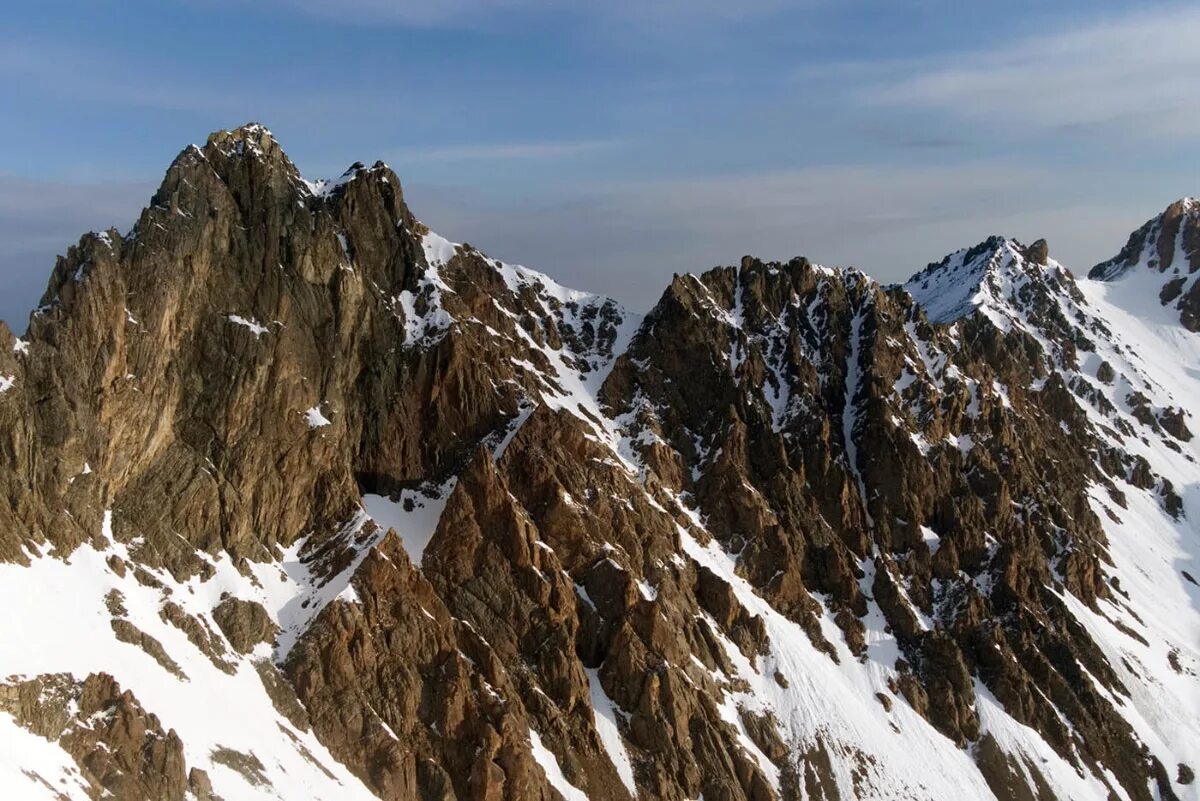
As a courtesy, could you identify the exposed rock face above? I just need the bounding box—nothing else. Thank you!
[212,597,277,654]
[0,673,192,800]
[0,125,1197,801]
[1090,197,1200,330]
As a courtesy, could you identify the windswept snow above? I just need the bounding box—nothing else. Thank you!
[393,231,457,347]
[903,237,1025,326]
[301,165,360,199]
[675,508,997,800]
[421,229,459,268]
[0,715,93,800]
[902,232,1200,792]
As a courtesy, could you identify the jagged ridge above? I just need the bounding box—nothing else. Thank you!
[0,125,1195,801]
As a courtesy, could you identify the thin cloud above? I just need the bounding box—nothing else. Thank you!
[387,139,618,164]
[0,175,153,330]
[0,39,434,124]
[222,0,800,28]
[408,160,1159,309]
[860,5,1200,140]
[0,174,151,231]
[0,41,246,113]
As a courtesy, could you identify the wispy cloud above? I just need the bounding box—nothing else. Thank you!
[227,0,799,28]
[387,139,617,164]
[408,160,1161,309]
[0,39,431,125]
[229,0,528,27]
[860,5,1200,140]
[0,41,242,113]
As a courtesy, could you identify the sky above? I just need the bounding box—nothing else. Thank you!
[1,0,1198,327]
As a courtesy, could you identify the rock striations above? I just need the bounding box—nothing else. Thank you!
[0,125,1196,801]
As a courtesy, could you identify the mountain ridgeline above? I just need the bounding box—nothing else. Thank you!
[0,125,1196,801]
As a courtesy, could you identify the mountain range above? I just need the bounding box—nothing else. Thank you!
[0,124,1196,801]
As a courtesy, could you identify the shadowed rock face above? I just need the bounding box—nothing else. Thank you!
[0,125,1196,801]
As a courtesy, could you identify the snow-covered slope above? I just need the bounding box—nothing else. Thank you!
[908,229,1200,798]
[0,520,379,800]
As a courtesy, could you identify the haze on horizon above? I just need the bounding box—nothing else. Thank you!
[1,0,1198,328]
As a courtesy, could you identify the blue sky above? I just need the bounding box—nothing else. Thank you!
[2,0,1198,327]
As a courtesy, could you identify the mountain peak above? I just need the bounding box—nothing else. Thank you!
[902,235,1061,324]
[205,121,276,148]
[193,122,288,169]
[2,125,1198,801]
[146,124,414,242]
[1090,197,1200,280]
[156,122,302,203]
[1089,197,1200,330]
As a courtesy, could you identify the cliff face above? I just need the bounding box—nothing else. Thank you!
[0,125,1196,801]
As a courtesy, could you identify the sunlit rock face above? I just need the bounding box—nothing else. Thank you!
[0,124,1195,801]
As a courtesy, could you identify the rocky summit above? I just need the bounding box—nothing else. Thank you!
[0,124,1196,801]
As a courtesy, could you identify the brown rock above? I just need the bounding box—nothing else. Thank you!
[212,597,277,654]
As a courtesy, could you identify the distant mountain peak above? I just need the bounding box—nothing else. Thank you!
[1090,197,1200,280]
[1090,198,1200,330]
[901,235,1067,324]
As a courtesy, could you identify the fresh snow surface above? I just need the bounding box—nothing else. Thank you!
[0,514,377,801]
[0,715,93,800]
[902,238,1022,326]
[674,506,1001,800]
[421,229,459,268]
[302,162,364,199]
[410,228,644,470]
[361,482,455,568]
[1066,270,1200,786]
[529,728,590,801]
[392,231,457,347]
[490,263,641,461]
[584,668,637,797]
